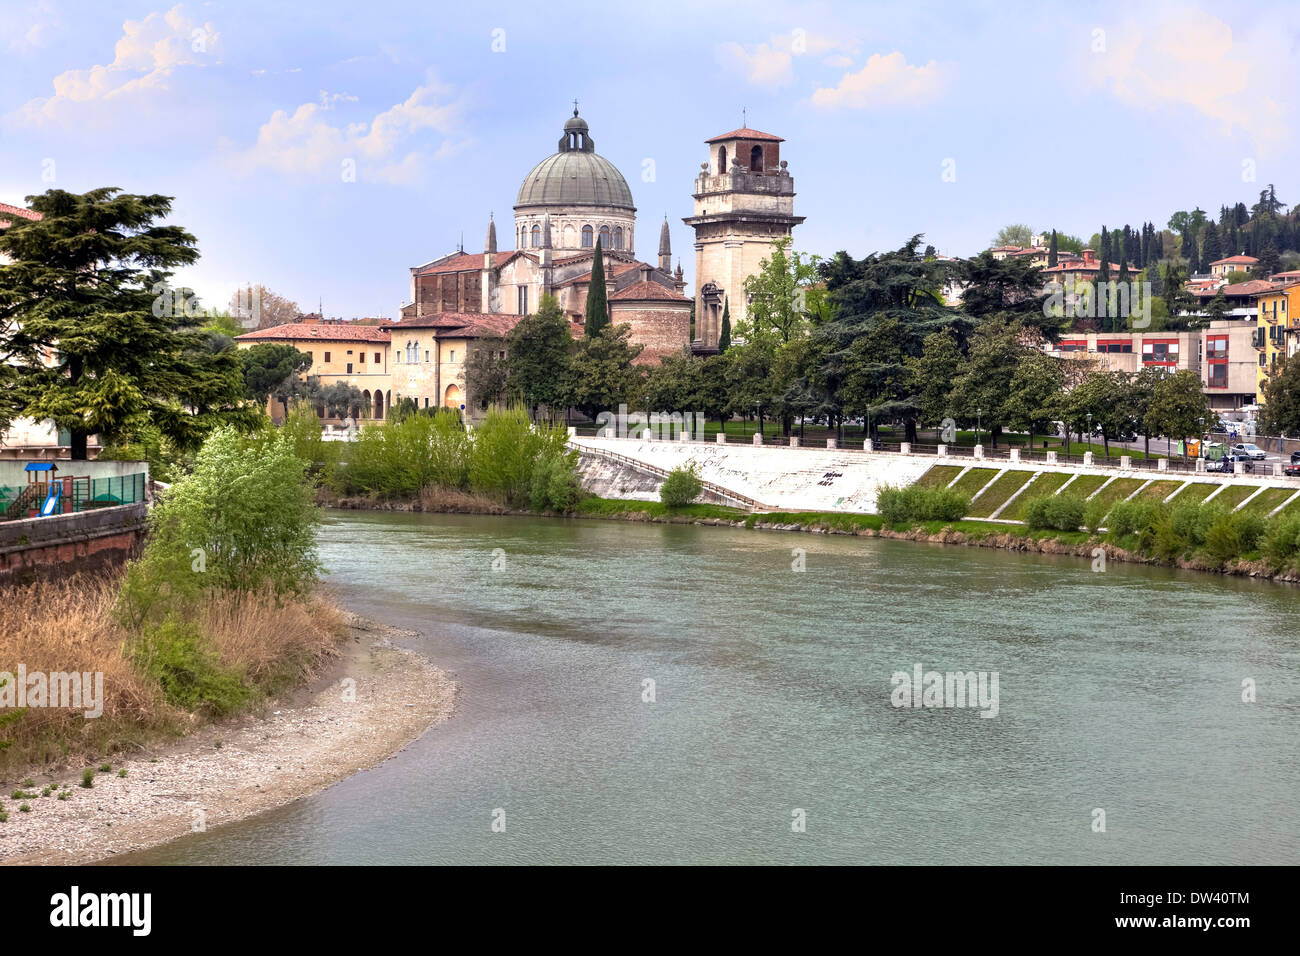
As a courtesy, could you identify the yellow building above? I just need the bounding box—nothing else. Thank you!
[1254,281,1300,398]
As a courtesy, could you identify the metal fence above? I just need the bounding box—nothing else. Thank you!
[2,472,147,520]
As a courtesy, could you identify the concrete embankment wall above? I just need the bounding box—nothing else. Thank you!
[576,451,663,501]
[0,503,148,584]
[572,437,934,512]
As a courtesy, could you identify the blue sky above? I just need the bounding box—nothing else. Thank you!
[2,0,1296,319]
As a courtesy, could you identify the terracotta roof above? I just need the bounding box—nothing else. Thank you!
[1210,255,1259,266]
[236,322,392,343]
[555,260,642,287]
[705,127,783,144]
[1193,279,1275,298]
[414,252,488,275]
[0,201,41,228]
[389,312,487,329]
[609,280,690,303]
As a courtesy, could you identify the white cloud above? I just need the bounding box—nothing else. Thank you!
[717,32,858,90]
[1083,7,1289,157]
[12,4,219,125]
[229,74,467,185]
[810,51,952,110]
[4,0,56,53]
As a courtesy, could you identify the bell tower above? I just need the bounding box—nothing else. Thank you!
[683,125,804,349]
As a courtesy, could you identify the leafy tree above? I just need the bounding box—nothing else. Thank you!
[659,465,703,507]
[1205,288,1229,322]
[1145,369,1213,460]
[463,335,509,409]
[959,251,1054,337]
[839,316,911,440]
[947,316,1028,448]
[309,379,365,419]
[1060,370,1136,457]
[1259,354,1300,437]
[724,342,775,434]
[240,343,312,404]
[0,188,257,459]
[643,353,701,413]
[1003,350,1064,452]
[564,323,643,422]
[507,294,573,418]
[584,239,609,338]
[740,236,822,346]
[228,284,301,330]
[993,224,1033,248]
[908,330,962,430]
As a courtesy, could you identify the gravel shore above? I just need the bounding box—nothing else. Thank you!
[0,615,455,865]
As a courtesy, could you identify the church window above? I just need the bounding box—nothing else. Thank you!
[582,225,593,248]
[717,146,727,174]
[517,286,528,314]
[599,226,610,248]
[613,227,623,250]
[750,145,763,171]
[531,225,540,247]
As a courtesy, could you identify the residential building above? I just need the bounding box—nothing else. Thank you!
[1253,281,1300,398]
[1208,254,1258,278]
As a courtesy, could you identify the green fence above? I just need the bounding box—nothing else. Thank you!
[1,472,146,520]
[89,472,147,507]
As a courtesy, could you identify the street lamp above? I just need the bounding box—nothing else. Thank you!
[975,407,982,448]
[1086,412,1093,457]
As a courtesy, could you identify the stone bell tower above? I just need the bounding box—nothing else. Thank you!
[683,125,805,349]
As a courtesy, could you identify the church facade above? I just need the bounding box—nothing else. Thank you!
[400,108,692,368]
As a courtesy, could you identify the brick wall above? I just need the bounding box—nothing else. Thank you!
[0,502,147,584]
[611,304,691,365]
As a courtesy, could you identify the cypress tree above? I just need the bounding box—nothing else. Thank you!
[1202,222,1222,265]
[1182,229,1199,274]
[1048,229,1058,267]
[584,238,609,338]
[718,298,731,352]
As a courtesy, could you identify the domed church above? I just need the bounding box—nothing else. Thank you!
[399,107,691,368]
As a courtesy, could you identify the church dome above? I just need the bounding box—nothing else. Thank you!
[515,110,635,210]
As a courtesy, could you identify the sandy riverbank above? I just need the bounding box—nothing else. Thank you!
[0,615,454,865]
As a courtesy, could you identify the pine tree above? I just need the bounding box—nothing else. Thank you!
[1048,229,1058,267]
[718,298,731,352]
[1201,222,1221,266]
[0,188,256,460]
[1258,239,1281,278]
[1182,229,1200,274]
[584,238,609,338]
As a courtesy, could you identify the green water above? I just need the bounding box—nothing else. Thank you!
[120,511,1300,865]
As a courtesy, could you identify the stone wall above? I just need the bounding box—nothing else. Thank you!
[0,502,147,584]
[610,303,692,365]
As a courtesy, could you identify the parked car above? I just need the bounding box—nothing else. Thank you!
[1290,450,1300,464]
[1208,454,1253,474]
[1230,442,1268,461]
[1286,462,1300,478]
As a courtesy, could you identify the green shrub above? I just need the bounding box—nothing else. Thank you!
[1106,499,1157,538]
[338,409,469,497]
[1024,493,1086,531]
[1203,510,1266,565]
[530,450,581,512]
[1263,513,1300,566]
[470,406,571,508]
[660,465,704,508]
[1083,495,1108,533]
[128,617,249,716]
[876,484,969,525]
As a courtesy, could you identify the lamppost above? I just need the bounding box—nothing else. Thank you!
[754,401,762,440]
[1086,412,1093,457]
[975,407,982,448]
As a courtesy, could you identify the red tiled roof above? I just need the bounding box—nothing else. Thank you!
[0,201,41,228]
[1210,255,1259,265]
[609,280,690,303]
[414,253,488,275]
[390,312,486,329]
[1193,279,1275,298]
[555,260,642,287]
[235,322,392,343]
[705,127,783,143]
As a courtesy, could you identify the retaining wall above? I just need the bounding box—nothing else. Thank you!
[0,502,148,585]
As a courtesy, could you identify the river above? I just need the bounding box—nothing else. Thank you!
[118,511,1300,865]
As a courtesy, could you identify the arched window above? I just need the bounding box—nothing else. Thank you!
[750,145,763,171]
[582,225,593,248]
[599,225,610,249]
[717,146,727,174]
[530,224,540,247]
[613,227,623,251]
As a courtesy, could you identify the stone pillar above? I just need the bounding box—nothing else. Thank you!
[679,430,691,443]
[937,444,948,457]
[826,438,837,449]
[1120,455,1132,470]
[900,442,911,455]
[790,437,800,448]
[1274,462,1283,477]
[973,444,984,460]
[1195,458,1206,473]
[1083,451,1094,466]
[1009,448,1020,463]
[567,426,576,438]
[865,439,874,453]
[717,432,727,445]
[1046,451,1058,464]
[1157,458,1168,472]
[753,433,763,446]
[1234,460,1245,475]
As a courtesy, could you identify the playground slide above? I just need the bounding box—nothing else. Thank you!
[40,485,61,516]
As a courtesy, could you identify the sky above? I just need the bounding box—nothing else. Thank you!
[1,0,1297,319]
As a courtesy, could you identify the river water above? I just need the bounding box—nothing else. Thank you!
[120,511,1299,865]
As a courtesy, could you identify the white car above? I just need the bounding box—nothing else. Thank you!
[1230,442,1267,461]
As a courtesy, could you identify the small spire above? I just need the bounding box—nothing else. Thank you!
[573,98,579,116]
[742,106,747,127]
[485,214,497,254]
